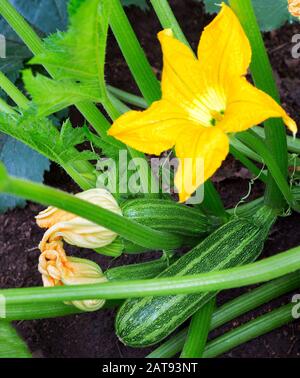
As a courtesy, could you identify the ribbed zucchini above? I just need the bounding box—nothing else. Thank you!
[121,199,217,238]
[105,257,177,281]
[116,206,277,347]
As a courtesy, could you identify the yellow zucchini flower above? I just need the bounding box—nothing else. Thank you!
[36,188,122,250]
[108,3,297,202]
[288,0,300,17]
[38,240,107,312]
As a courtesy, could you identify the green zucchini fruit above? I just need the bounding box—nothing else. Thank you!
[121,199,217,238]
[116,206,277,347]
[105,256,177,281]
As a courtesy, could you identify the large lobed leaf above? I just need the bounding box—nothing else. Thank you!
[0,111,97,167]
[25,0,111,116]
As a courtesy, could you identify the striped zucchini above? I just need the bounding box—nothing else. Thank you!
[121,199,217,238]
[116,206,277,347]
[105,256,177,281]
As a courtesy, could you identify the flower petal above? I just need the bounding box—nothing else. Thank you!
[219,77,297,135]
[158,29,217,126]
[108,100,192,155]
[175,127,229,202]
[197,3,251,84]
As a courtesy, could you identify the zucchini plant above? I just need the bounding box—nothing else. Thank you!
[0,0,299,358]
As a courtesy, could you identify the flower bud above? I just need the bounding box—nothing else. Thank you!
[288,0,300,17]
[38,240,107,312]
[36,188,122,250]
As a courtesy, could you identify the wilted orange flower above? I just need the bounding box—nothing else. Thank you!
[38,240,107,312]
[288,0,300,17]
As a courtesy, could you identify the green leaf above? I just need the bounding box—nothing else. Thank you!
[23,70,102,117]
[9,0,68,33]
[0,0,68,85]
[0,111,97,169]
[202,0,298,31]
[121,0,149,10]
[84,125,120,160]
[0,134,50,213]
[0,321,31,358]
[0,17,31,85]
[30,0,110,96]
[69,0,149,14]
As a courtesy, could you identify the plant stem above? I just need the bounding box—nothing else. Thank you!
[230,145,267,184]
[5,300,121,321]
[237,131,298,211]
[229,0,288,210]
[0,71,29,109]
[254,126,300,155]
[180,298,215,358]
[0,71,96,190]
[150,0,189,45]
[1,244,300,304]
[203,303,294,357]
[0,172,182,250]
[0,0,44,55]
[0,98,17,114]
[147,271,300,358]
[107,85,148,109]
[109,0,161,104]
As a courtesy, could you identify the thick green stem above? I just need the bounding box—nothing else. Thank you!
[0,0,44,55]
[0,98,17,114]
[1,241,300,304]
[147,271,300,358]
[109,0,161,104]
[204,303,294,357]
[5,300,121,321]
[0,71,29,109]
[229,0,288,210]
[107,85,148,109]
[0,171,182,250]
[180,298,215,358]
[150,0,189,45]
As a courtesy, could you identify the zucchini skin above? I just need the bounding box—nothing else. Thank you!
[105,257,176,281]
[116,208,276,347]
[121,199,216,238]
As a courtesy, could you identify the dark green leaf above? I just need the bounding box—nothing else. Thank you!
[10,0,68,33]
[121,0,148,11]
[0,134,49,212]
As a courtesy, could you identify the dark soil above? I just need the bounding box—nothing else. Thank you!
[1,0,300,358]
